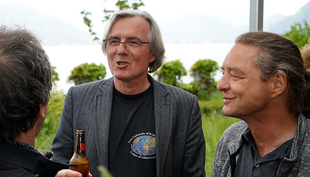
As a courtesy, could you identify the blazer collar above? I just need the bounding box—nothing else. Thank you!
[150,75,173,176]
[95,77,114,167]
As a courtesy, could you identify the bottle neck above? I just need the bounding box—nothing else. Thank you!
[75,134,86,153]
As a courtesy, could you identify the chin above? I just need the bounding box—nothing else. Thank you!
[221,108,236,118]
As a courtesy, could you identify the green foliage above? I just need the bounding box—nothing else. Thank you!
[36,88,66,152]
[199,99,223,116]
[153,59,187,87]
[98,166,113,177]
[190,59,219,99]
[81,0,145,41]
[52,66,59,86]
[68,62,106,85]
[283,20,310,48]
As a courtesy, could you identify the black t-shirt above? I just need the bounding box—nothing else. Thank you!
[108,84,156,177]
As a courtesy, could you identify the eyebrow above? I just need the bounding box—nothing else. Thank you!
[221,66,247,75]
[108,36,142,41]
[230,67,247,75]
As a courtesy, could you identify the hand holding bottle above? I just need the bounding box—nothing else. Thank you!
[57,169,92,177]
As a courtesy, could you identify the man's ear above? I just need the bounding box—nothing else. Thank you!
[149,55,156,63]
[270,71,287,98]
[38,104,47,119]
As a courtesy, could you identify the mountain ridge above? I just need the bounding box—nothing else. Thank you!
[1,2,309,45]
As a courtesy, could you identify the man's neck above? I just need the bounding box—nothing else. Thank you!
[244,110,298,158]
[114,75,151,95]
[14,129,36,147]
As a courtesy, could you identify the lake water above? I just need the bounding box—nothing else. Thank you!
[43,42,234,93]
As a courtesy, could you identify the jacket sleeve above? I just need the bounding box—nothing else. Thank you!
[182,97,206,177]
[50,87,75,163]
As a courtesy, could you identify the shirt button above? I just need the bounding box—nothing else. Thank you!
[255,164,260,168]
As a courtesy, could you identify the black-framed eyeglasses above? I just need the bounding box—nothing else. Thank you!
[103,39,149,53]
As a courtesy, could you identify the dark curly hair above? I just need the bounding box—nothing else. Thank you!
[0,25,52,140]
[236,31,310,117]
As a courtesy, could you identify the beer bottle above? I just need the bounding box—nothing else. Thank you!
[69,130,89,177]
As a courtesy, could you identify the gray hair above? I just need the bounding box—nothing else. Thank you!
[0,25,52,140]
[101,10,165,73]
[235,31,310,115]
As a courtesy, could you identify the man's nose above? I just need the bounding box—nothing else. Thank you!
[217,74,230,91]
[117,43,129,54]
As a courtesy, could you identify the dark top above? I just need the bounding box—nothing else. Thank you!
[0,138,69,177]
[234,129,292,177]
[108,84,156,177]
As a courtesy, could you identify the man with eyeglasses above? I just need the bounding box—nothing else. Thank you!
[51,10,206,177]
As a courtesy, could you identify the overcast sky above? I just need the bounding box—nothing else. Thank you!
[1,0,309,34]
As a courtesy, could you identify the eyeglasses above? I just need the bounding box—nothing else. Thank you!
[103,39,149,53]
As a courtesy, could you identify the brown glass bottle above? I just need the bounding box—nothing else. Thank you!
[69,130,89,177]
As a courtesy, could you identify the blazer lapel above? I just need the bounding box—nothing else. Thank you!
[152,78,173,176]
[94,78,114,168]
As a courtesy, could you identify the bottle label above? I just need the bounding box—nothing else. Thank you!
[80,143,85,151]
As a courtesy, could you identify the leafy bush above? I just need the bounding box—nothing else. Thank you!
[68,62,106,85]
[35,88,65,152]
[199,99,224,115]
[283,20,310,48]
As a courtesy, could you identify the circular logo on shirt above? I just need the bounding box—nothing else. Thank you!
[128,132,156,159]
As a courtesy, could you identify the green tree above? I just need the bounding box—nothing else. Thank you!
[68,63,106,85]
[283,20,310,48]
[190,59,219,99]
[52,66,59,86]
[153,59,187,87]
[81,0,145,41]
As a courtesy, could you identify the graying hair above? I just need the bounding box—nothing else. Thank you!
[101,10,165,73]
[235,31,310,115]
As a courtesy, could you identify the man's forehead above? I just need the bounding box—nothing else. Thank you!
[223,44,259,65]
[109,16,150,40]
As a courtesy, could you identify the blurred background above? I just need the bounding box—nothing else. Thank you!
[1,0,309,93]
[1,1,309,175]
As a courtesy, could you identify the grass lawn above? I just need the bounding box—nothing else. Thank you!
[203,113,238,176]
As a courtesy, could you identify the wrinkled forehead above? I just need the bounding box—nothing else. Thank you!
[222,43,259,68]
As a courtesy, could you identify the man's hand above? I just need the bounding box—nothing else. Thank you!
[57,169,93,177]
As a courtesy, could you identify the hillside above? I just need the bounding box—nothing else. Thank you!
[0,2,246,44]
[157,12,248,43]
[0,2,96,46]
[1,1,309,45]
[268,1,310,34]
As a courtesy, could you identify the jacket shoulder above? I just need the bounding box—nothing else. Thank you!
[69,78,112,94]
[220,121,248,144]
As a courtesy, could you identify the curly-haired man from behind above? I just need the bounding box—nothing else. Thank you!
[0,25,85,177]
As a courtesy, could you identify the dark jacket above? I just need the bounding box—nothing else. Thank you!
[51,76,206,177]
[0,139,69,177]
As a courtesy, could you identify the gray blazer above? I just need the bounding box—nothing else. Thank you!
[51,76,206,177]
